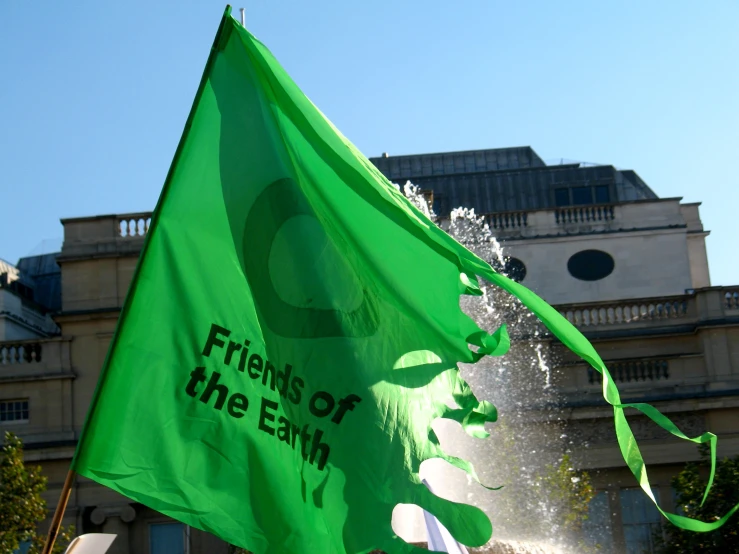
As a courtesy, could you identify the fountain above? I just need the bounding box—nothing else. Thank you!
[391,184,599,553]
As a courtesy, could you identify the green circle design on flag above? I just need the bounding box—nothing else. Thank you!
[242,177,379,338]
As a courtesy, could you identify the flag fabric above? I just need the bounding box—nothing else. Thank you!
[72,6,738,554]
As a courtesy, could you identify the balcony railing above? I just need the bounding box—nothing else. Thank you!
[0,340,44,365]
[0,338,72,378]
[587,358,670,385]
[560,297,690,328]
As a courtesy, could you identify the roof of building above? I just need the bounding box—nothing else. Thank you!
[0,253,63,313]
[0,258,20,284]
[369,146,658,216]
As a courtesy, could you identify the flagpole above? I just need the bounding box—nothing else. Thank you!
[240,7,245,25]
[41,470,75,554]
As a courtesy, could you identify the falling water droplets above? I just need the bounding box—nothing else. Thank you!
[398,184,583,553]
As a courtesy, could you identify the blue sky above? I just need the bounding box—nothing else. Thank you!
[1,1,737,285]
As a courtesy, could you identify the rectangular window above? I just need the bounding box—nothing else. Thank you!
[0,399,29,423]
[432,193,447,217]
[150,523,185,554]
[620,487,662,554]
[432,197,441,215]
[671,487,685,515]
[571,186,593,205]
[554,188,570,207]
[594,185,610,204]
[583,491,615,551]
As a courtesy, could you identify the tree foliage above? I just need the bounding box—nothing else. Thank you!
[0,432,73,554]
[655,446,739,553]
[540,454,596,536]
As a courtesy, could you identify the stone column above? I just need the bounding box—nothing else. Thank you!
[90,504,136,554]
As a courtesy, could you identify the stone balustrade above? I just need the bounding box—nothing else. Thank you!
[118,213,151,238]
[476,197,687,239]
[560,297,690,328]
[0,338,72,378]
[57,212,738,331]
[0,340,43,364]
[587,358,670,385]
[556,350,714,397]
[59,212,155,263]
[486,211,528,231]
[63,198,688,250]
[555,204,615,225]
[725,289,739,310]
[555,287,739,333]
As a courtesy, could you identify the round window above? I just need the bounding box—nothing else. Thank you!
[492,256,527,283]
[567,250,614,281]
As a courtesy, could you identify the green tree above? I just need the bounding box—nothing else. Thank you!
[540,454,596,536]
[655,446,739,553]
[0,431,74,554]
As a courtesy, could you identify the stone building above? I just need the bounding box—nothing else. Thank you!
[1,146,737,553]
[0,256,59,341]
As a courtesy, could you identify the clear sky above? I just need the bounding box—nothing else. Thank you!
[1,1,737,285]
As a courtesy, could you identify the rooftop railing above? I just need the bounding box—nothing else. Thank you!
[558,296,692,329]
[725,289,739,310]
[556,287,739,333]
[486,211,529,231]
[118,213,151,238]
[475,198,688,239]
[555,204,615,225]
[62,197,690,251]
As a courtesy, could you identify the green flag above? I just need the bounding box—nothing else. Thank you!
[72,7,738,553]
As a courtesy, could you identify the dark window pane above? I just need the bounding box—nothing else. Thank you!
[571,187,593,205]
[567,250,615,281]
[583,492,614,551]
[150,523,184,554]
[0,400,29,422]
[555,188,569,207]
[595,185,610,204]
[620,488,661,553]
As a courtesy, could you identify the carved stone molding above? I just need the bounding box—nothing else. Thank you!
[90,503,136,525]
[565,413,706,446]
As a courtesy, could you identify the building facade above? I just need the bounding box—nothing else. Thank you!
[1,146,737,553]
[370,147,739,553]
